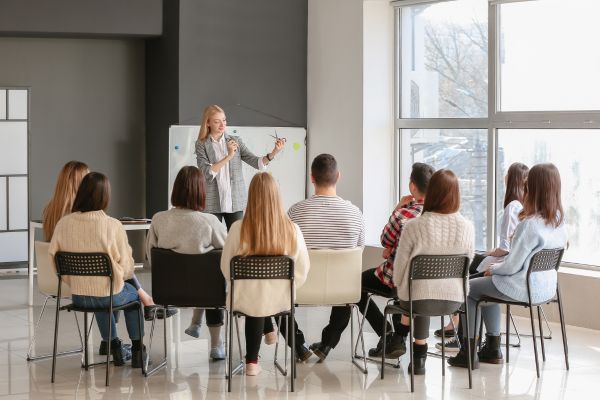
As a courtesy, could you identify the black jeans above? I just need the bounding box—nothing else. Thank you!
[469,252,487,275]
[245,316,266,361]
[264,315,306,350]
[211,211,243,231]
[320,268,402,348]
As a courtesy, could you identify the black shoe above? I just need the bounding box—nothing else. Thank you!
[448,338,480,370]
[144,306,178,321]
[110,339,132,367]
[384,333,407,359]
[434,327,456,338]
[368,335,386,357]
[132,345,148,369]
[296,344,313,362]
[478,334,503,364]
[407,343,427,375]
[309,342,332,361]
[99,340,108,356]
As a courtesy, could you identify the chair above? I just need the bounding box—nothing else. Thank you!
[27,241,84,361]
[292,247,367,373]
[145,248,242,377]
[51,252,145,386]
[228,255,296,392]
[476,248,568,378]
[381,254,472,393]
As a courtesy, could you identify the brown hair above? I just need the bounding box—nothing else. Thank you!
[42,161,89,241]
[171,166,206,211]
[239,173,297,256]
[311,153,338,186]
[72,172,111,213]
[504,162,529,208]
[197,105,225,142]
[423,169,460,214]
[410,162,435,195]
[520,163,563,227]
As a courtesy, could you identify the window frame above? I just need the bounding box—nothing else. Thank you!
[394,0,600,267]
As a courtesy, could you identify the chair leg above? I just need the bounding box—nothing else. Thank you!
[27,296,50,360]
[84,313,89,370]
[509,312,522,347]
[540,306,552,339]
[290,312,296,392]
[137,303,146,376]
[51,296,61,383]
[274,315,281,366]
[506,305,510,364]
[106,311,112,386]
[409,311,414,393]
[537,306,546,362]
[464,304,473,390]
[381,309,387,380]
[144,308,158,375]
[441,316,445,377]
[478,308,483,352]
[529,306,540,378]
[556,289,569,370]
[228,311,233,392]
[350,304,368,374]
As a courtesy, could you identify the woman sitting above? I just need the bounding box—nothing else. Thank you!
[146,166,227,360]
[220,172,309,376]
[392,169,474,375]
[49,172,145,367]
[449,163,568,368]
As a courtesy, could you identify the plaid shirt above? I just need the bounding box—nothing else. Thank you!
[374,200,424,288]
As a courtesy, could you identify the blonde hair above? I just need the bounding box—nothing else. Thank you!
[42,161,89,241]
[197,105,225,142]
[239,173,297,256]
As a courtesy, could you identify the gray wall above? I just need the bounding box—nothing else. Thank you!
[0,37,146,223]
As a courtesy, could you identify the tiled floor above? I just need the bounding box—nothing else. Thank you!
[1,270,599,399]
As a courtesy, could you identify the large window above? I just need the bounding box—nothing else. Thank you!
[395,0,600,267]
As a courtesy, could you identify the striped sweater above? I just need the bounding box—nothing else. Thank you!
[287,195,365,249]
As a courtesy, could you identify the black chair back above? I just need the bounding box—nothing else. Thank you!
[410,254,469,281]
[55,252,113,277]
[230,255,294,280]
[528,248,564,274]
[151,248,225,308]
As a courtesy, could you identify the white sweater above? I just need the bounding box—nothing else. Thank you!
[220,220,310,317]
[49,211,134,297]
[393,212,474,303]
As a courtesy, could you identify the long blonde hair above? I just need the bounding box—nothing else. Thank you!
[239,173,297,256]
[197,104,225,142]
[42,161,89,241]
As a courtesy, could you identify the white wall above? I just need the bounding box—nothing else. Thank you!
[308,0,396,246]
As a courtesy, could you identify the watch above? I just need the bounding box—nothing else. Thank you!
[266,153,274,161]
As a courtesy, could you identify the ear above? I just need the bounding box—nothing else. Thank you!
[336,171,341,183]
[310,174,316,184]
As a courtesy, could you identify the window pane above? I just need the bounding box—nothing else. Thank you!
[8,90,27,120]
[0,232,28,262]
[0,90,6,120]
[497,130,600,266]
[401,129,488,249]
[0,122,28,175]
[500,0,600,111]
[8,177,27,230]
[400,0,488,118]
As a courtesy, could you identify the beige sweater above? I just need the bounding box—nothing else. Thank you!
[220,220,310,317]
[393,212,474,303]
[49,211,135,297]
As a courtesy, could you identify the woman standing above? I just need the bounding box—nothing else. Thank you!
[220,173,309,376]
[195,105,285,229]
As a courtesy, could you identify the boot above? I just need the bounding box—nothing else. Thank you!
[407,343,427,375]
[110,338,132,367]
[448,337,479,370]
[131,341,148,369]
[478,334,503,364]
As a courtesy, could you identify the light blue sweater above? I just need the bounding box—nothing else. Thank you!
[491,216,567,303]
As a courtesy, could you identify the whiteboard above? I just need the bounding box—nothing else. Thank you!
[168,126,307,211]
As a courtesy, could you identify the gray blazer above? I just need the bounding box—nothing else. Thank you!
[195,135,262,213]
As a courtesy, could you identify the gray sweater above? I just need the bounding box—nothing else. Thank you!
[145,208,227,266]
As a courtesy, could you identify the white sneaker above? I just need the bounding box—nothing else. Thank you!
[185,323,202,338]
[264,328,278,345]
[435,336,460,353]
[245,362,262,376]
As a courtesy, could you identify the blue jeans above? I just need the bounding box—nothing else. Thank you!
[462,277,516,338]
[72,282,144,341]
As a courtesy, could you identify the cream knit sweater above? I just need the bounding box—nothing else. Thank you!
[49,211,135,297]
[393,212,474,303]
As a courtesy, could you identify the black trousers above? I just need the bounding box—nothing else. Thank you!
[263,316,306,351]
[320,268,402,348]
[469,252,487,275]
[211,211,243,231]
[245,316,266,361]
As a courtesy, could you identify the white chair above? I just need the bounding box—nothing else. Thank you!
[27,241,83,361]
[292,247,368,373]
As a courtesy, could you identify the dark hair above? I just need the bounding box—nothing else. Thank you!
[410,162,435,194]
[171,166,206,211]
[503,162,529,208]
[520,163,563,227]
[423,169,460,214]
[72,172,110,212]
[311,153,338,186]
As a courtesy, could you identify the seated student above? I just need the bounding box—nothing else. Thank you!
[49,172,145,367]
[449,163,568,369]
[220,172,309,376]
[42,161,172,358]
[145,166,228,360]
[435,162,529,350]
[309,162,435,361]
[274,153,364,362]
[392,169,474,375]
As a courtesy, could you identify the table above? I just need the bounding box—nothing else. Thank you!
[28,220,151,306]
